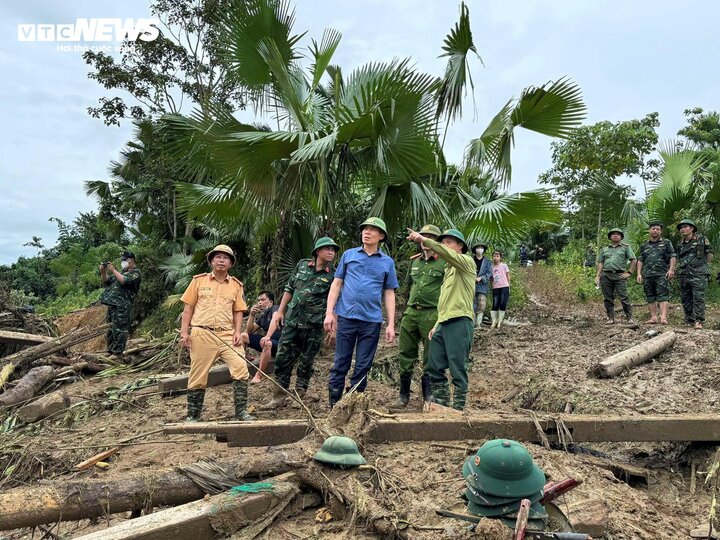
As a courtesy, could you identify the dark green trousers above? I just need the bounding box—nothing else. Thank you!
[679,274,708,323]
[273,324,324,390]
[427,317,473,410]
[600,272,631,320]
[106,304,131,354]
[397,307,437,375]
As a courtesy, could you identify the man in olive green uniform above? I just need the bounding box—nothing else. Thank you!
[595,229,636,324]
[264,237,340,407]
[99,251,141,357]
[676,219,713,329]
[636,221,676,324]
[393,224,445,407]
[406,228,475,410]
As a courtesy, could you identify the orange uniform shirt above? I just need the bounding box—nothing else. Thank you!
[180,273,248,330]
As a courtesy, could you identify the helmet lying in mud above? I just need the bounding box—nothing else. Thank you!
[313,435,367,467]
[462,439,546,498]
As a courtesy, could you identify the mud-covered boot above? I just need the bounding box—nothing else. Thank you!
[490,311,498,328]
[186,389,205,422]
[452,388,467,411]
[391,373,411,408]
[430,381,451,407]
[233,380,256,421]
[420,373,432,402]
[497,311,506,328]
[328,386,344,409]
[475,313,484,328]
[264,385,288,409]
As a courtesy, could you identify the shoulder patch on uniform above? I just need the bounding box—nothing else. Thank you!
[192,273,208,279]
[230,276,244,286]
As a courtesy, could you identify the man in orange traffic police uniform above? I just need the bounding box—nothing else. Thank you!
[180,244,255,422]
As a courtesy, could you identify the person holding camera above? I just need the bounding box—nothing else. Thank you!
[99,251,142,358]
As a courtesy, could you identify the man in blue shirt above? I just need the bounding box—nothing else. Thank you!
[324,217,399,408]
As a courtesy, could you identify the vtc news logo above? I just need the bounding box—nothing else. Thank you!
[18,18,160,42]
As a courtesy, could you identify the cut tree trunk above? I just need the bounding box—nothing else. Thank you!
[594,331,677,378]
[0,324,110,372]
[73,473,301,540]
[0,330,53,347]
[31,355,107,374]
[16,388,81,423]
[0,366,56,407]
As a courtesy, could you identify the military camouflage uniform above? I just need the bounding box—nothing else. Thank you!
[598,243,635,320]
[273,259,335,392]
[638,238,675,302]
[100,268,141,354]
[677,233,712,323]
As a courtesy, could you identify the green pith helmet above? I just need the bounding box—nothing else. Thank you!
[437,228,468,253]
[313,436,366,468]
[677,218,697,232]
[312,237,340,256]
[419,224,441,237]
[206,244,236,265]
[359,217,388,240]
[607,228,624,240]
[465,440,546,498]
[470,240,488,252]
[464,483,543,507]
[648,220,664,229]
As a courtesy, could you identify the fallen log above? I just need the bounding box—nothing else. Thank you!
[0,330,53,346]
[0,366,56,407]
[0,324,110,372]
[0,448,301,531]
[158,360,274,396]
[16,389,82,423]
[593,331,677,378]
[32,355,107,374]
[73,473,301,540]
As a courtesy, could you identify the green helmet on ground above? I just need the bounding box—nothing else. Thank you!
[466,498,549,519]
[677,218,697,232]
[437,228,468,253]
[466,440,546,498]
[313,436,367,468]
[419,224,442,237]
[312,237,340,256]
[607,228,624,240]
[359,217,388,240]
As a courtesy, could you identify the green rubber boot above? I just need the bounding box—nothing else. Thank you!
[186,389,205,422]
[233,380,256,421]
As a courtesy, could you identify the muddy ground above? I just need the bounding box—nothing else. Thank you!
[1,267,718,539]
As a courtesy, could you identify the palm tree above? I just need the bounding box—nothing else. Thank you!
[161,0,586,287]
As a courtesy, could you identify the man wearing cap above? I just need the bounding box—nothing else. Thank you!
[595,229,637,324]
[324,217,399,408]
[471,241,492,327]
[393,224,445,408]
[636,221,676,325]
[676,219,713,329]
[99,251,142,357]
[406,227,476,410]
[264,237,340,408]
[179,245,254,422]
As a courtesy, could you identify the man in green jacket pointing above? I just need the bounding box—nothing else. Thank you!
[406,228,476,410]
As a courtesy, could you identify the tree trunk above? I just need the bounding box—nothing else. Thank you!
[0,324,110,372]
[0,366,56,407]
[594,331,677,378]
[16,388,81,423]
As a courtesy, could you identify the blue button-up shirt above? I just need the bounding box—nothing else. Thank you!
[335,246,399,323]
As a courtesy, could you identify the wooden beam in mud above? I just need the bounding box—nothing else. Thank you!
[158,360,274,396]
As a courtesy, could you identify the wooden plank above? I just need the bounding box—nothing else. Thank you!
[0,329,53,346]
[165,413,720,447]
[158,360,274,396]
[73,473,299,540]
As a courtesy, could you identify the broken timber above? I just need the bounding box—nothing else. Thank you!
[594,331,677,378]
[0,330,53,346]
[165,413,720,447]
[158,360,274,395]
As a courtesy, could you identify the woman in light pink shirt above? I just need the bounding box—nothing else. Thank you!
[490,251,510,328]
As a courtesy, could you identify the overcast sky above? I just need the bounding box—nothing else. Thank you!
[2,1,718,264]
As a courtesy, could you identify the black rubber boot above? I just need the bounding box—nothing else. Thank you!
[328,386,344,409]
[233,380,256,421]
[420,374,432,402]
[391,373,411,407]
[186,389,205,422]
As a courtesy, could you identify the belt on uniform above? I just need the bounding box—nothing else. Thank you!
[409,304,436,310]
[602,270,625,274]
[192,325,232,332]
